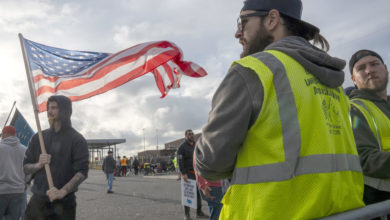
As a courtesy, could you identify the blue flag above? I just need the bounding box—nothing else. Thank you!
[10,108,35,147]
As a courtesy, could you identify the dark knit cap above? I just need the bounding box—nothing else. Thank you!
[349,49,384,74]
[241,0,319,35]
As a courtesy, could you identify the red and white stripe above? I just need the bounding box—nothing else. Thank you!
[31,41,207,112]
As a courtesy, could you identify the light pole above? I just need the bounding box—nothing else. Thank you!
[143,128,146,152]
[142,128,146,164]
[156,129,159,158]
[156,129,159,150]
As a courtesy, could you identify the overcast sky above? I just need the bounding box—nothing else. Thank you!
[0,0,389,157]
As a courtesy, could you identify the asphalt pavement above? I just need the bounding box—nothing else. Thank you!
[62,169,209,220]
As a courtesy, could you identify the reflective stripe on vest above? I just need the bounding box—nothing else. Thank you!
[233,153,361,184]
[351,99,390,191]
[231,51,362,185]
[351,99,382,146]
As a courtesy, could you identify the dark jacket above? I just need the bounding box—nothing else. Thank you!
[177,140,195,179]
[132,158,140,169]
[102,155,116,174]
[23,95,89,196]
[349,89,390,179]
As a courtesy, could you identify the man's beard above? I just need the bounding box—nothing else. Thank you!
[48,117,60,128]
[48,118,55,127]
[375,76,388,92]
[363,74,389,93]
[241,26,274,58]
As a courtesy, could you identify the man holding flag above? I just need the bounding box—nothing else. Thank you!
[18,33,207,220]
[23,95,89,220]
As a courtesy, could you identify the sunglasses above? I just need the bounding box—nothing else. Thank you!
[237,11,269,32]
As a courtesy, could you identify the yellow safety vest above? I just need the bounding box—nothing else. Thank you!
[351,98,390,191]
[121,158,127,166]
[173,157,178,168]
[220,50,364,220]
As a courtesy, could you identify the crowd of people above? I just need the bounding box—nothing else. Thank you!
[1,0,390,219]
[102,152,166,191]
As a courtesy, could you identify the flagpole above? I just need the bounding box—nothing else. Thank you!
[18,33,54,189]
[3,101,16,128]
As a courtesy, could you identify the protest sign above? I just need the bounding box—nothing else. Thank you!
[181,179,197,209]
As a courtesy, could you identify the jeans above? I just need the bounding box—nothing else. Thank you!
[199,187,223,220]
[0,193,24,220]
[121,166,127,176]
[106,173,114,191]
[21,191,27,220]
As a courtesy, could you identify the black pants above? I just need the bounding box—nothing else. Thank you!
[364,185,390,220]
[121,166,127,176]
[24,194,76,220]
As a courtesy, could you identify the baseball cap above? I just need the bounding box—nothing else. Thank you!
[241,0,319,36]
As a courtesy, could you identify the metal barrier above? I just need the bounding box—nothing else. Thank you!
[320,200,390,220]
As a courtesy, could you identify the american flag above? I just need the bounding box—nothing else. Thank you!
[22,38,207,112]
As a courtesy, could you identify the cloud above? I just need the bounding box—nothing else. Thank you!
[2,0,390,158]
[0,0,83,34]
[0,0,52,32]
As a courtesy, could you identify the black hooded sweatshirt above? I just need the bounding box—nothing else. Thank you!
[24,95,89,196]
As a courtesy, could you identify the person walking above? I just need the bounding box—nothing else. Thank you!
[133,157,140,175]
[195,0,364,219]
[116,156,121,177]
[120,156,128,177]
[0,126,26,220]
[102,150,116,193]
